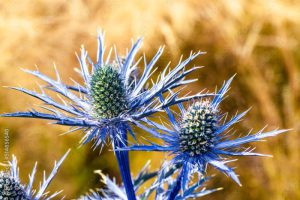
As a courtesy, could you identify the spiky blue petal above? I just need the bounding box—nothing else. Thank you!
[34,150,70,199]
[215,129,288,149]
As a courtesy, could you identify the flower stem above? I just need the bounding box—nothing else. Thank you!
[168,169,184,200]
[114,130,136,200]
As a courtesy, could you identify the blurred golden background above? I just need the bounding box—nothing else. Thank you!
[0,0,299,199]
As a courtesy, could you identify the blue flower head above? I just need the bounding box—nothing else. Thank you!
[79,161,220,200]
[1,31,209,151]
[0,150,69,200]
[124,76,288,187]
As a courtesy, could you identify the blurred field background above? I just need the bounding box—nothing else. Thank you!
[0,0,299,199]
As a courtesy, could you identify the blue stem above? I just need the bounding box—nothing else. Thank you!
[114,130,137,200]
[168,169,184,200]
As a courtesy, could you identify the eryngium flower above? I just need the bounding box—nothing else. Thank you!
[1,31,210,200]
[1,31,208,150]
[0,150,69,200]
[123,76,288,188]
[79,162,157,200]
[79,161,220,200]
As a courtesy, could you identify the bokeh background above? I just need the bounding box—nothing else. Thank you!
[0,0,299,199]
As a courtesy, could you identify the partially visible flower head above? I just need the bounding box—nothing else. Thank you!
[124,76,288,187]
[179,100,218,156]
[79,161,220,200]
[79,161,157,200]
[0,172,29,200]
[0,150,70,200]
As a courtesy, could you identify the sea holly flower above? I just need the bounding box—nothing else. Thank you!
[1,32,211,199]
[79,161,220,200]
[79,162,157,200]
[0,150,70,200]
[141,161,221,200]
[122,76,288,198]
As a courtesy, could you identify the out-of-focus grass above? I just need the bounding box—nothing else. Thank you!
[0,0,299,199]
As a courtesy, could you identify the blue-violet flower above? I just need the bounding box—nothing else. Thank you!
[0,150,69,200]
[123,77,288,191]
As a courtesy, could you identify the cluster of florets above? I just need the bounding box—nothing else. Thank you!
[179,101,218,156]
[90,65,128,119]
[0,172,29,200]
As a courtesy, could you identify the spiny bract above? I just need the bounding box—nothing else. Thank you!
[179,101,218,156]
[90,65,128,119]
[0,173,29,200]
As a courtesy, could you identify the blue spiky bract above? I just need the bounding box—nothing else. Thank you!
[0,150,69,200]
[123,76,288,194]
[79,160,220,200]
[1,31,211,200]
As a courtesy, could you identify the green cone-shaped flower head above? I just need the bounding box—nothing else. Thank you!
[0,172,29,200]
[179,101,218,156]
[90,65,128,119]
